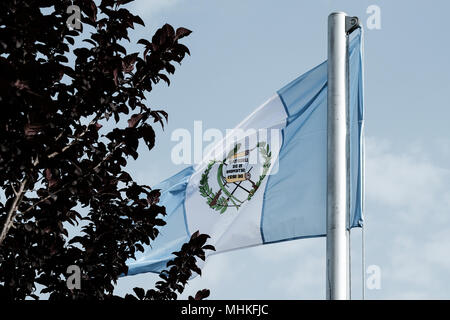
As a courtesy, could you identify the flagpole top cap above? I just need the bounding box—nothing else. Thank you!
[329,11,348,17]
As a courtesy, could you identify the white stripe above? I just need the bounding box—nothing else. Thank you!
[185,95,287,252]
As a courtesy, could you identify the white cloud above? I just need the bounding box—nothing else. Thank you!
[364,137,450,299]
[365,137,450,223]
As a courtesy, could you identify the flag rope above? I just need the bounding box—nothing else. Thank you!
[360,25,366,301]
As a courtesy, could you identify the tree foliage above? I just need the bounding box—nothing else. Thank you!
[0,0,213,300]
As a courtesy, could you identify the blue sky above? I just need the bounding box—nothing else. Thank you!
[112,0,450,299]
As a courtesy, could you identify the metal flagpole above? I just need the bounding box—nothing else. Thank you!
[326,12,359,300]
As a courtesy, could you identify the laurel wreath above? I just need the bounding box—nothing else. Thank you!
[198,142,272,214]
[247,141,272,201]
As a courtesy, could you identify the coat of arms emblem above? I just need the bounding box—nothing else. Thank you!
[199,142,272,213]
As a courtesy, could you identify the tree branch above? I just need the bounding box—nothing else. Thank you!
[0,157,38,246]
[0,178,28,245]
[48,115,103,159]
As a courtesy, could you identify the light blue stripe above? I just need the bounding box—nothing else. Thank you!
[261,31,363,243]
[349,32,364,227]
[127,166,194,275]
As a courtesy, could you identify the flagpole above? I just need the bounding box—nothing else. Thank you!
[326,12,359,300]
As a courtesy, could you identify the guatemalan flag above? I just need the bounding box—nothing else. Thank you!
[126,31,364,276]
